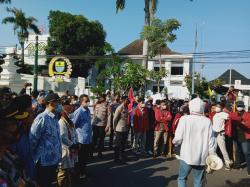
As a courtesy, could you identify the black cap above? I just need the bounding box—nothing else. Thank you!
[15,95,32,111]
[0,87,12,97]
[0,97,29,120]
[61,95,71,105]
[236,101,244,107]
[45,93,60,103]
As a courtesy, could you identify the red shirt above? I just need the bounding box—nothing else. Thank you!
[230,111,250,140]
[154,107,172,131]
[133,106,149,133]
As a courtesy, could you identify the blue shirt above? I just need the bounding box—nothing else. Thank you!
[11,133,35,179]
[130,102,138,126]
[73,106,92,144]
[29,109,62,166]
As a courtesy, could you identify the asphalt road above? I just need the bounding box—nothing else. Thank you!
[77,149,250,187]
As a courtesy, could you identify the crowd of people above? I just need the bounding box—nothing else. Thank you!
[0,85,249,187]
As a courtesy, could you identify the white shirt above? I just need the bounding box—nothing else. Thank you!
[173,114,216,166]
[212,112,229,132]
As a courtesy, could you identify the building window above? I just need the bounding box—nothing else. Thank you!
[171,66,183,75]
[154,67,160,71]
[153,86,164,93]
[170,80,183,85]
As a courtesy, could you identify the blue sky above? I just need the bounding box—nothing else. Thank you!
[0,0,250,80]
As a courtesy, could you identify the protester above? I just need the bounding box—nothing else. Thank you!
[145,100,155,155]
[0,90,36,186]
[11,95,36,179]
[73,94,92,178]
[133,98,149,155]
[225,86,238,103]
[107,93,121,148]
[58,96,78,187]
[92,94,108,158]
[212,102,233,170]
[209,103,217,121]
[29,93,62,187]
[230,101,250,176]
[129,96,139,147]
[173,97,217,187]
[153,100,172,157]
[113,96,130,163]
[34,94,46,117]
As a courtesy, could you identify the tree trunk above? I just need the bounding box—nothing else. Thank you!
[157,80,160,93]
[158,49,162,93]
[142,0,150,69]
[159,48,162,68]
[21,41,24,66]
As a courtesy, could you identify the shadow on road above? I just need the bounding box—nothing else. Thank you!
[79,150,178,187]
[222,178,250,187]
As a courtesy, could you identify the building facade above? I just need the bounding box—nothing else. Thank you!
[118,39,193,99]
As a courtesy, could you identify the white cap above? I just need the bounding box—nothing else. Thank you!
[189,98,205,114]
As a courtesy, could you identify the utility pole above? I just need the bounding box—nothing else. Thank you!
[191,26,198,95]
[33,35,38,92]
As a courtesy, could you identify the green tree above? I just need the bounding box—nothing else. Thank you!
[185,73,224,99]
[122,60,149,94]
[141,17,181,67]
[94,56,124,93]
[47,10,107,78]
[116,0,192,68]
[149,68,168,93]
[94,58,149,95]
[2,7,41,66]
[185,73,209,99]
[0,0,10,4]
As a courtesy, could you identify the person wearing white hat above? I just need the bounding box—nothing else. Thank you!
[173,97,216,187]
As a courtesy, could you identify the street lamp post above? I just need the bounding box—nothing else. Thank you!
[33,35,39,92]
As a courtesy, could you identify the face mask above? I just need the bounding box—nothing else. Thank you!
[72,100,77,105]
[215,107,221,113]
[55,104,63,114]
[68,113,74,120]
[162,106,167,110]
[84,102,90,108]
[237,107,244,111]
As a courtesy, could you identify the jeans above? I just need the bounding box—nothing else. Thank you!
[178,160,205,187]
[241,140,250,172]
[133,132,146,152]
[234,140,246,166]
[146,130,154,152]
[128,124,134,145]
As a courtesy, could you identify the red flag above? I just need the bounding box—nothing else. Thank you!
[128,86,134,113]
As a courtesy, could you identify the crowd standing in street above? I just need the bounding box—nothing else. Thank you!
[0,85,250,187]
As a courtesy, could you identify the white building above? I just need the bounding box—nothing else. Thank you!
[0,34,90,95]
[20,34,49,66]
[118,39,193,99]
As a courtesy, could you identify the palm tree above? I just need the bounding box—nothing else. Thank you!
[116,0,158,68]
[2,7,41,65]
